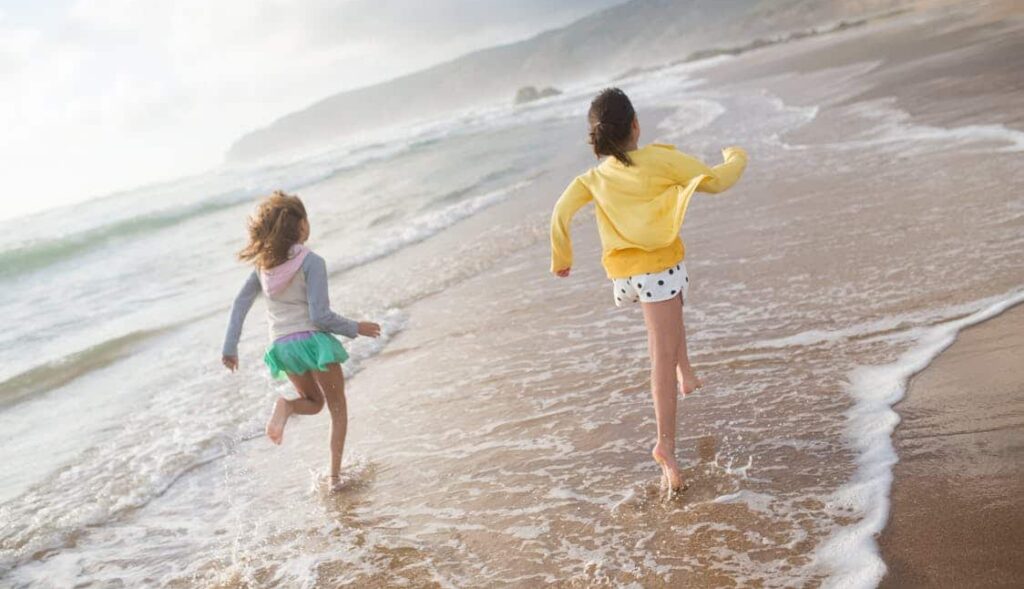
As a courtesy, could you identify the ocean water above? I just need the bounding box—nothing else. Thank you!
[2,35,1023,588]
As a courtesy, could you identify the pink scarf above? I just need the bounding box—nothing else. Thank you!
[259,244,310,296]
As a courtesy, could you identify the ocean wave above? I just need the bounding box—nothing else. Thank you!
[0,120,472,282]
[780,97,1024,155]
[425,167,521,208]
[0,327,171,408]
[328,179,535,280]
[656,99,727,139]
[812,289,1024,588]
[0,191,254,280]
[0,307,408,579]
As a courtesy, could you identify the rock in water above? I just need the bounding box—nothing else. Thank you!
[514,86,562,105]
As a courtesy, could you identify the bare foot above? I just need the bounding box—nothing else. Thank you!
[677,366,703,397]
[652,444,685,492]
[266,397,291,445]
[329,475,343,492]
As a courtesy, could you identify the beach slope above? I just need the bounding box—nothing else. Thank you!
[880,305,1024,588]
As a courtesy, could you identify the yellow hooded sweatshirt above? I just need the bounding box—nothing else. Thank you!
[550,143,748,279]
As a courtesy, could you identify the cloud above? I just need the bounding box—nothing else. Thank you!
[0,0,623,220]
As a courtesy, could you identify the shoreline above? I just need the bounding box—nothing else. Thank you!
[4,1,1024,584]
[879,302,1024,587]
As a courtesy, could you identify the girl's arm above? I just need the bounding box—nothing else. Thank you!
[302,253,361,338]
[222,271,261,360]
[549,177,593,274]
[665,146,748,194]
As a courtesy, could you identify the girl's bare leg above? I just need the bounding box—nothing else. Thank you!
[642,296,685,491]
[312,363,347,485]
[266,372,326,445]
[676,297,703,396]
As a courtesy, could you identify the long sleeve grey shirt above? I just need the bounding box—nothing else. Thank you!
[222,252,359,357]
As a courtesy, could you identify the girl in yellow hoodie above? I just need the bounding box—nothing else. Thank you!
[550,88,747,492]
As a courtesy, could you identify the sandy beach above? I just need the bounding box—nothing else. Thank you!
[880,305,1024,588]
[2,1,1023,586]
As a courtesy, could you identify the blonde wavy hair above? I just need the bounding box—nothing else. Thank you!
[238,190,308,270]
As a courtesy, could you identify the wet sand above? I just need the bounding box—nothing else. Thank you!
[336,3,1024,585]
[702,4,1024,584]
[879,304,1024,588]
[4,1,1024,586]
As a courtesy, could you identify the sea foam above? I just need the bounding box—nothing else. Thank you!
[813,289,1024,588]
[815,98,1024,155]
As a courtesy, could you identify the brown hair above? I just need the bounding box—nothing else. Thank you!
[588,87,636,166]
[237,190,308,270]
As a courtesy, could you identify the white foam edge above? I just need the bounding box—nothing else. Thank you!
[814,288,1024,588]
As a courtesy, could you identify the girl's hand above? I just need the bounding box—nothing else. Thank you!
[222,355,238,372]
[358,321,381,338]
[555,268,571,278]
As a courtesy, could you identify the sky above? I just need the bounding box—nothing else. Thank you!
[0,0,624,221]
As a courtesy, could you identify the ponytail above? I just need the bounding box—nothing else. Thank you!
[588,88,636,166]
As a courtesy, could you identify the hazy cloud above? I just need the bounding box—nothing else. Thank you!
[0,0,624,220]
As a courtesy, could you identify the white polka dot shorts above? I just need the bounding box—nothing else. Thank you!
[612,261,688,306]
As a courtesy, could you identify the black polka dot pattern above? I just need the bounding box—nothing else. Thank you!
[611,261,689,307]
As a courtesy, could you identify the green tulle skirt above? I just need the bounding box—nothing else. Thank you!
[263,332,349,379]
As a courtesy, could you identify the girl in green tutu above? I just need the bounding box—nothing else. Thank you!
[222,191,380,488]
